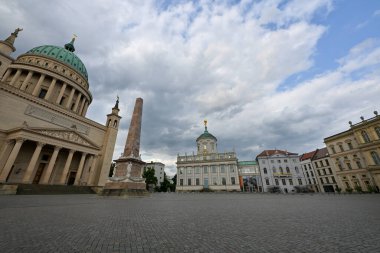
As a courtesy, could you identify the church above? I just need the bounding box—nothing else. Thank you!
[176,121,240,191]
[0,29,120,187]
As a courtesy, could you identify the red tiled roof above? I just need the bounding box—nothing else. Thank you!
[256,149,297,158]
[300,150,318,161]
[312,147,329,160]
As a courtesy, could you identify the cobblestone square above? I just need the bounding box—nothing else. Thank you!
[0,193,380,253]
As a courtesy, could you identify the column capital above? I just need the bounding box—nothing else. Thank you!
[68,149,75,155]
[36,142,46,147]
[53,146,62,151]
[15,138,26,143]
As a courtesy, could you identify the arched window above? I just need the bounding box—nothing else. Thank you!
[361,131,371,143]
[263,168,267,174]
[279,167,283,173]
[375,127,380,139]
[113,120,117,127]
[286,167,290,173]
[107,119,111,127]
[371,151,380,165]
[295,166,299,173]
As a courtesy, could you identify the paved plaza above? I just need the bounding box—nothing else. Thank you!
[0,193,380,253]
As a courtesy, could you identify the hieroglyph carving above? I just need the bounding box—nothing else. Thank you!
[25,105,90,134]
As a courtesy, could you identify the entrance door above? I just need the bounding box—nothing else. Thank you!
[204,178,209,188]
[67,171,76,185]
[33,163,46,184]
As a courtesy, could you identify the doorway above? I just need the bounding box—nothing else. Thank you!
[204,178,209,188]
[67,171,76,185]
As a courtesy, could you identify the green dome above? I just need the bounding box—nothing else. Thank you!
[196,128,217,142]
[26,45,88,80]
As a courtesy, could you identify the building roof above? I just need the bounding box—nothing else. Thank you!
[256,149,297,158]
[25,43,88,80]
[300,150,318,161]
[312,147,329,160]
[196,127,217,142]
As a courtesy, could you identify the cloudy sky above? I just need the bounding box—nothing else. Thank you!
[1,0,380,175]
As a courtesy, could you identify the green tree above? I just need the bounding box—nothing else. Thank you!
[170,174,177,192]
[160,172,171,192]
[143,167,158,190]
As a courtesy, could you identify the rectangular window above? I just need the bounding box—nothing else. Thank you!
[38,89,48,99]
[265,178,270,185]
[188,178,191,185]
[308,179,311,184]
[220,165,226,173]
[323,169,326,175]
[348,142,353,150]
[313,178,316,184]
[196,178,200,185]
[180,179,183,186]
[325,159,330,166]
[304,165,307,170]
[317,170,321,176]
[328,168,332,174]
[314,162,319,168]
[356,161,362,169]
[339,145,344,152]
[310,171,314,177]
[320,178,324,184]
[179,168,183,174]
[284,159,288,163]
[320,161,323,167]
[325,177,330,183]
[187,168,192,174]
[229,165,235,173]
[331,146,336,154]
[195,167,201,174]
[213,177,218,185]
[282,179,286,185]
[332,176,336,183]
[203,166,208,173]
[347,163,352,170]
[308,164,312,170]
[277,160,281,163]
[289,179,293,185]
[222,177,226,185]
[298,178,303,185]
[231,177,236,185]
[275,179,279,185]
[306,171,309,177]
[212,166,217,173]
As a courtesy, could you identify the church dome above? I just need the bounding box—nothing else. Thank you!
[26,43,88,80]
[196,128,217,142]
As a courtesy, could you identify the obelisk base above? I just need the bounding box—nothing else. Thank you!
[101,157,148,196]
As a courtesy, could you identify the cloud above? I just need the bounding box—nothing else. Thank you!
[1,0,379,176]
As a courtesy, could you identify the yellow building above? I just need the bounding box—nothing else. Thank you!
[0,29,120,187]
[324,112,380,192]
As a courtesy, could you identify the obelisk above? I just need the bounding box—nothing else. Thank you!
[103,98,147,195]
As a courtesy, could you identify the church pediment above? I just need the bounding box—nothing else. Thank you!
[32,129,99,148]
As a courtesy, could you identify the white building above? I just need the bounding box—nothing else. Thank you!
[176,121,240,192]
[256,149,306,193]
[300,150,320,192]
[144,161,165,186]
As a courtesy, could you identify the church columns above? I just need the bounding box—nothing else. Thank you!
[32,73,46,96]
[66,87,75,109]
[0,138,24,182]
[40,146,61,184]
[22,142,45,183]
[0,140,15,176]
[59,149,75,184]
[74,152,87,185]
[20,71,34,91]
[73,93,82,112]
[56,82,67,104]
[82,101,89,116]
[78,98,86,115]
[87,155,99,185]
[45,78,57,101]
[9,69,22,86]
[1,68,12,82]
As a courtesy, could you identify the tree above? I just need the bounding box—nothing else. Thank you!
[160,172,171,192]
[143,167,157,190]
[170,174,177,192]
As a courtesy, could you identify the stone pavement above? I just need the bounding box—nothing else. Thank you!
[0,193,380,253]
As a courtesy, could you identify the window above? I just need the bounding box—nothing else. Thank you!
[263,168,267,174]
[222,177,226,185]
[195,167,201,174]
[220,165,226,173]
[203,166,208,173]
[275,179,279,185]
[361,131,371,143]
[356,161,362,169]
[338,163,343,170]
[188,178,191,185]
[371,151,380,165]
[282,179,286,185]
[328,168,332,174]
[71,103,75,110]
[286,167,290,173]
[308,179,312,184]
[213,177,218,185]
[375,127,380,139]
[38,89,47,99]
[319,161,323,167]
[310,171,314,177]
[271,160,274,163]
[212,166,217,173]
[279,167,283,173]
[59,96,66,105]
[314,162,318,168]
[322,169,326,175]
[196,178,200,185]
[317,170,321,176]
[303,165,307,170]
[308,164,312,170]
[179,168,183,174]
[289,179,293,185]
[320,178,324,184]
[265,178,270,185]
[325,159,330,166]
[346,163,352,170]
[295,166,299,173]
[348,142,353,150]
[231,177,236,185]
[187,168,192,174]
[180,179,183,186]
[229,165,235,173]
[306,172,309,177]
[277,160,281,163]
[332,177,336,183]
[298,179,303,185]
[313,178,316,184]
[284,159,288,163]
[325,177,330,183]
[331,146,336,154]
[339,144,344,152]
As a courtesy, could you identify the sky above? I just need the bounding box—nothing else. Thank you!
[1,0,380,176]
